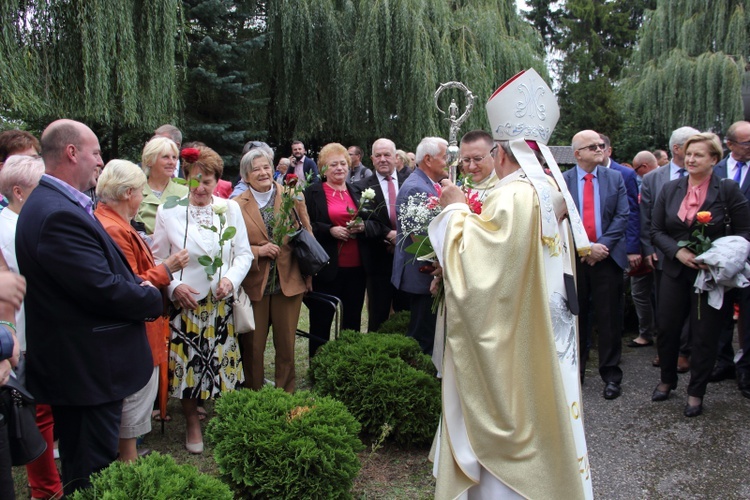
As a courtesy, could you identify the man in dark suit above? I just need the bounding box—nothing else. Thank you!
[16,119,163,495]
[711,120,750,397]
[600,134,641,269]
[641,126,700,370]
[563,129,629,399]
[355,138,409,332]
[290,140,320,187]
[392,137,448,355]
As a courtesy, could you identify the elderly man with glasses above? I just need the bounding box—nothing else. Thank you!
[563,130,629,399]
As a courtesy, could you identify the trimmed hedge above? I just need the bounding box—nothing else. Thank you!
[69,452,232,500]
[373,310,410,335]
[310,330,440,447]
[206,386,364,499]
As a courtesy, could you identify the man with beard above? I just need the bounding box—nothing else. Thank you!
[289,140,319,187]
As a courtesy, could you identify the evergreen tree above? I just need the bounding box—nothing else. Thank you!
[620,0,748,149]
[265,0,546,153]
[551,0,654,145]
[182,0,268,175]
[0,0,184,157]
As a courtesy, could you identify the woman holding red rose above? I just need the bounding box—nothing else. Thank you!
[235,149,312,393]
[651,132,750,417]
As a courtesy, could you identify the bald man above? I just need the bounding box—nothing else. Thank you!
[16,119,162,495]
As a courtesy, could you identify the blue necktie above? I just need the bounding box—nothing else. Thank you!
[678,168,686,178]
[733,162,745,183]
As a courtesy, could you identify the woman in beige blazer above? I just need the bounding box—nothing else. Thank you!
[235,148,312,393]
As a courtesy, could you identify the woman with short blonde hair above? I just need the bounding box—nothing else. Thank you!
[136,137,187,235]
[95,159,189,461]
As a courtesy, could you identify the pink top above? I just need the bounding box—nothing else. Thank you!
[678,176,710,225]
[323,183,361,267]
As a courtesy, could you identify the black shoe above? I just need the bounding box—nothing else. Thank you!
[651,382,677,402]
[683,403,703,418]
[603,382,621,400]
[709,365,736,383]
[738,372,750,398]
[627,338,654,348]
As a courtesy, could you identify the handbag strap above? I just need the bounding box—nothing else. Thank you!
[292,208,303,230]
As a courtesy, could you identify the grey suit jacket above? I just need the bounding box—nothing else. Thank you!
[391,168,440,294]
[640,164,673,269]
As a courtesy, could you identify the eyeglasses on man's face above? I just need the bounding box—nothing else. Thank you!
[461,145,498,166]
[577,143,607,152]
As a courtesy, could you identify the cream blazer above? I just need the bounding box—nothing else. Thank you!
[151,196,253,301]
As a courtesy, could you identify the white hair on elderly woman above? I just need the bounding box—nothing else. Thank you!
[0,154,45,200]
[141,136,179,177]
[96,160,147,203]
[240,148,273,181]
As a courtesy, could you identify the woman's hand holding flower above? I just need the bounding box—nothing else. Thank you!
[259,242,281,260]
[165,249,190,273]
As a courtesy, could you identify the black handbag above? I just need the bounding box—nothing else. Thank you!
[289,209,330,277]
[2,375,46,466]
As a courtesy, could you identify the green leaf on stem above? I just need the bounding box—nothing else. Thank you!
[198,255,214,266]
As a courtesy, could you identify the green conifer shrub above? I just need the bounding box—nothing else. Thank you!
[206,386,364,499]
[373,310,411,335]
[310,330,440,447]
[69,452,232,500]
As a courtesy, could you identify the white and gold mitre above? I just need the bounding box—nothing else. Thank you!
[485,68,591,255]
[485,68,558,145]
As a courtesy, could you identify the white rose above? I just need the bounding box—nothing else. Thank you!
[212,204,228,215]
[361,188,376,201]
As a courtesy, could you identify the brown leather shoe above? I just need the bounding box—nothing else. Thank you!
[652,355,660,367]
[677,355,690,373]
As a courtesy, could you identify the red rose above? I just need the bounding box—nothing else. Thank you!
[180,147,200,163]
[696,211,712,224]
[284,173,299,186]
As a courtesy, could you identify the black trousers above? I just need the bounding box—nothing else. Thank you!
[657,267,734,397]
[715,286,750,377]
[309,266,366,357]
[365,273,396,333]
[52,399,123,496]
[405,292,437,356]
[577,257,624,384]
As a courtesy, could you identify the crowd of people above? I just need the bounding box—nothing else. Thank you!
[0,98,748,497]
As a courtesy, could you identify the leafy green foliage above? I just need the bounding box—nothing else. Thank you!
[206,386,364,499]
[373,311,411,335]
[69,452,232,500]
[0,0,183,156]
[267,0,546,150]
[620,0,748,149]
[310,331,440,447]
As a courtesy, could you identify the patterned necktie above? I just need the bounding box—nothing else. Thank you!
[583,173,597,242]
[386,175,397,228]
[734,162,745,183]
[678,168,686,178]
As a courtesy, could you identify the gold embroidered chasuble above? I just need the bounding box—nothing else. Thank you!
[431,174,589,499]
